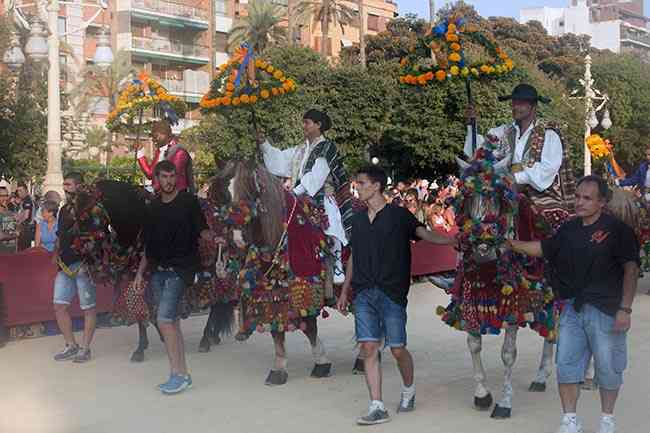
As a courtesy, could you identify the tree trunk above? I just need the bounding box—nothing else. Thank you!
[321,0,330,57]
[358,0,366,68]
[429,0,436,25]
[288,0,295,46]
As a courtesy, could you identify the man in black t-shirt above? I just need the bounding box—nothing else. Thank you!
[15,182,34,250]
[134,160,210,395]
[510,175,639,433]
[337,165,456,426]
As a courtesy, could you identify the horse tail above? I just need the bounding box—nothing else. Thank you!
[210,301,236,339]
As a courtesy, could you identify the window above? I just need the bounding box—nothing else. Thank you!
[367,14,380,32]
[58,16,66,36]
[215,0,227,15]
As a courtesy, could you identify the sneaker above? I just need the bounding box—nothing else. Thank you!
[159,374,191,395]
[357,409,391,426]
[72,348,92,363]
[597,417,616,433]
[397,394,415,413]
[54,344,79,361]
[556,416,583,433]
[157,374,172,391]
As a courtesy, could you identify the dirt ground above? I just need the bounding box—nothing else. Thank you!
[1,281,649,433]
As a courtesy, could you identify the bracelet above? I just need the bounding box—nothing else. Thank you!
[619,306,632,314]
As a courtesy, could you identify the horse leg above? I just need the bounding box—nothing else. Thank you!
[198,306,218,353]
[235,299,252,342]
[529,339,554,392]
[130,321,149,362]
[468,333,493,410]
[582,356,598,390]
[491,325,518,419]
[265,331,288,386]
[302,317,332,378]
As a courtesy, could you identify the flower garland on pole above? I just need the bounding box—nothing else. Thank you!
[200,42,297,114]
[106,72,187,134]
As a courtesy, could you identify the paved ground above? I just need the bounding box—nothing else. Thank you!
[1,281,649,433]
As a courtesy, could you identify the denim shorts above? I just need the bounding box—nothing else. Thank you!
[53,261,96,310]
[150,270,186,323]
[353,287,407,348]
[556,301,628,390]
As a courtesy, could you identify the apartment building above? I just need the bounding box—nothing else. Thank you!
[521,0,650,61]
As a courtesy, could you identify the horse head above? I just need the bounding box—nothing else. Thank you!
[455,147,517,264]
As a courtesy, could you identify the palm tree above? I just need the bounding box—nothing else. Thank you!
[227,0,287,53]
[294,0,356,57]
[358,0,366,68]
[69,49,136,167]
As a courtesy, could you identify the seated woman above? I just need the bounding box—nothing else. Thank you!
[34,200,59,252]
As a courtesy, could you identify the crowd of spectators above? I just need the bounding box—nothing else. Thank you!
[383,176,460,232]
[0,182,62,254]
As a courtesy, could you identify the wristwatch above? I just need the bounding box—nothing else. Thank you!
[619,306,632,314]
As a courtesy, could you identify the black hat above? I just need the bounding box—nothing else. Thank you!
[498,84,551,104]
[303,109,332,132]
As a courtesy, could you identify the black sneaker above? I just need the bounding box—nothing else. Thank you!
[54,344,79,361]
[357,409,391,425]
[73,348,92,363]
[397,394,415,413]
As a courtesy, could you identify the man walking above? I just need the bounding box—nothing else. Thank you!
[52,173,99,363]
[134,160,210,394]
[509,176,639,433]
[337,165,456,425]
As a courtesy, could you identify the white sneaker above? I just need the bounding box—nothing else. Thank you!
[556,416,583,433]
[597,416,616,433]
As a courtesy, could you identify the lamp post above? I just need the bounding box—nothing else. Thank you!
[3,1,114,195]
[572,54,612,176]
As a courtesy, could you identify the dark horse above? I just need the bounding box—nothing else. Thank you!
[94,180,233,362]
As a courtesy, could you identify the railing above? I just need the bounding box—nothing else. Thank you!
[621,25,650,46]
[132,36,209,59]
[132,0,209,21]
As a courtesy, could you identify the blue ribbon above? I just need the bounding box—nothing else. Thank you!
[234,42,254,89]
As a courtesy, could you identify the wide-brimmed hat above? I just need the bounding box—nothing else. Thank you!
[498,84,551,104]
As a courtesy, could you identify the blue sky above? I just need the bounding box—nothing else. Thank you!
[399,0,650,20]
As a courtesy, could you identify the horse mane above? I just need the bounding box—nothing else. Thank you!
[606,187,640,233]
[233,160,287,248]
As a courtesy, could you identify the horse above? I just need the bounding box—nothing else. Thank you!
[93,180,233,361]
[437,147,558,419]
[231,160,335,385]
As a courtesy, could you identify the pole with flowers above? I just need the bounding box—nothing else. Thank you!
[398,14,515,154]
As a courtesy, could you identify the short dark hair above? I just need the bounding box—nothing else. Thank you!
[154,160,176,177]
[64,172,83,185]
[577,175,610,201]
[41,200,59,216]
[356,165,388,192]
[17,182,28,190]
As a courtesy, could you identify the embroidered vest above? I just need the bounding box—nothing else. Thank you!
[501,122,576,228]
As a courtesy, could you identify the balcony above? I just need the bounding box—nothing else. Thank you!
[215,15,233,33]
[131,0,209,30]
[621,24,650,48]
[131,36,210,64]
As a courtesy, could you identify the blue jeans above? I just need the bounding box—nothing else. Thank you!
[353,287,407,348]
[53,261,96,310]
[150,270,186,323]
[556,301,628,390]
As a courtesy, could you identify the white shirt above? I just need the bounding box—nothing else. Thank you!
[644,170,650,202]
[463,122,563,192]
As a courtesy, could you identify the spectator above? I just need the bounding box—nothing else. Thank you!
[429,204,452,232]
[15,182,35,250]
[0,187,17,253]
[34,190,63,224]
[34,200,59,252]
[404,189,426,224]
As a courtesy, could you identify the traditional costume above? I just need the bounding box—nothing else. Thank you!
[260,110,353,285]
[137,121,194,193]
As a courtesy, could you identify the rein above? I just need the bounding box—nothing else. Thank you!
[263,192,299,278]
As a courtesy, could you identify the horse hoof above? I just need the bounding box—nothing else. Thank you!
[198,336,211,353]
[264,370,288,386]
[581,379,598,391]
[235,331,251,342]
[130,351,145,363]
[474,393,493,410]
[352,358,365,375]
[490,404,512,419]
[310,363,332,378]
[528,382,546,392]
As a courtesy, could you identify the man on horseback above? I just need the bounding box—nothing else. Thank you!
[257,109,353,286]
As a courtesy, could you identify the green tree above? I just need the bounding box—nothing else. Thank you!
[294,0,356,57]
[227,0,287,53]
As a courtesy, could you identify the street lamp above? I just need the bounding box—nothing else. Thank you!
[571,54,611,176]
[3,1,114,195]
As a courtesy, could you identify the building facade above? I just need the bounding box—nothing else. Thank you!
[521,0,650,61]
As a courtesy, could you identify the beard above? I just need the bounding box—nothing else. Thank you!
[64,191,76,202]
